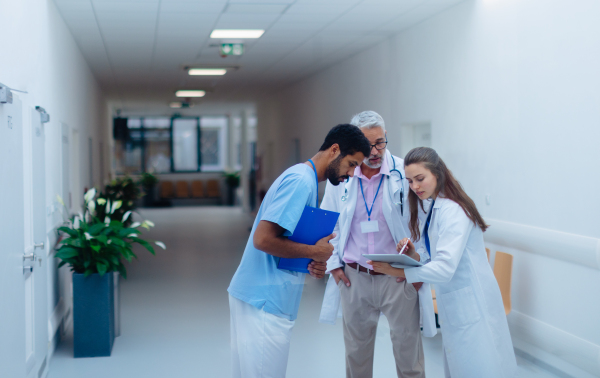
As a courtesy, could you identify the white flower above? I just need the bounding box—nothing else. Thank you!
[84,232,93,240]
[111,200,122,214]
[104,216,111,225]
[107,240,112,244]
[105,200,111,215]
[73,216,81,229]
[84,188,96,203]
[56,195,65,206]
[87,200,96,214]
[155,241,166,250]
[127,233,137,238]
[97,198,106,205]
[141,220,154,230]
[122,211,132,223]
[130,222,141,228]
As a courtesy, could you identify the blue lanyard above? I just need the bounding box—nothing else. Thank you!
[308,159,318,207]
[358,175,384,221]
[424,200,435,256]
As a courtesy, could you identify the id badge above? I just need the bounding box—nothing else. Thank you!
[360,220,379,233]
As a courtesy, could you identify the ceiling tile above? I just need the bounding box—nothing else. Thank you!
[225,3,289,14]
[92,1,160,13]
[159,2,226,13]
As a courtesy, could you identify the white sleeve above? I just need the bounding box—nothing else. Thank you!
[320,181,343,273]
[405,204,473,284]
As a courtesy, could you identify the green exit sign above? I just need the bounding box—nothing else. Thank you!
[220,43,244,56]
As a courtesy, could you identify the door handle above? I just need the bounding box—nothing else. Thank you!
[23,253,37,262]
[34,242,44,249]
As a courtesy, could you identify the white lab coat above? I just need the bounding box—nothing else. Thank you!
[404,197,517,378]
[318,150,437,338]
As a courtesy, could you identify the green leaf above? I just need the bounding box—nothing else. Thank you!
[84,260,91,268]
[116,262,127,279]
[130,237,155,255]
[55,248,80,259]
[88,223,106,235]
[109,220,124,229]
[118,228,141,238]
[109,237,126,247]
[58,227,78,238]
[96,261,108,276]
[84,269,94,277]
[95,235,108,244]
[57,260,67,268]
[109,255,120,266]
[90,244,101,252]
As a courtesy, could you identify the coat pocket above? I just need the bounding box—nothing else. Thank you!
[439,286,481,327]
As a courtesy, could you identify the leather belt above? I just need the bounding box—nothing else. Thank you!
[346,262,384,276]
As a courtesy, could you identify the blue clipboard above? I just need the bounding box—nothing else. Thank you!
[277,206,340,273]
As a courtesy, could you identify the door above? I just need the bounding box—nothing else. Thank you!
[25,108,49,377]
[0,97,26,377]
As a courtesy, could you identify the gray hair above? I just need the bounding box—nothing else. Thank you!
[350,110,385,131]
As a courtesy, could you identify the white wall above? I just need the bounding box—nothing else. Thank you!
[257,0,600,375]
[0,0,108,374]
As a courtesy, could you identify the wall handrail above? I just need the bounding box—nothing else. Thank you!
[484,218,600,270]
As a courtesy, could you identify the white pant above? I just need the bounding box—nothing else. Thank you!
[229,295,295,378]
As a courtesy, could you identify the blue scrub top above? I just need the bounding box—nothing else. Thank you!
[228,163,317,321]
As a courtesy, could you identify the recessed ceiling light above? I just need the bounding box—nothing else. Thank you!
[175,90,205,98]
[210,29,264,39]
[170,102,182,108]
[188,68,227,76]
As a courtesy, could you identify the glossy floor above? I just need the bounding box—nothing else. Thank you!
[49,207,560,378]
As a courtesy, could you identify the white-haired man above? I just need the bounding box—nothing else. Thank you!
[319,111,436,378]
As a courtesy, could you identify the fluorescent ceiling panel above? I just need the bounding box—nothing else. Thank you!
[188,68,227,76]
[210,29,264,38]
[175,90,206,97]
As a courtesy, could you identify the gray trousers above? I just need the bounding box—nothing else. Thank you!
[339,265,425,378]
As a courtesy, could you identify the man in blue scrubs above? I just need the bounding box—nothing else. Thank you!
[228,124,371,378]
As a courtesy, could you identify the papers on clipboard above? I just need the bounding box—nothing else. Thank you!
[277,206,340,273]
[363,253,423,269]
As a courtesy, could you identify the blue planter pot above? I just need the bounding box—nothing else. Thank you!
[73,273,115,358]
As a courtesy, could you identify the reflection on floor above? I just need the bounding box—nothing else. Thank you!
[49,207,560,378]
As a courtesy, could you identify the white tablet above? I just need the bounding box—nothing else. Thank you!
[362,253,423,269]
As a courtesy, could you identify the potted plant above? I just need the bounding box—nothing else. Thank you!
[223,170,240,206]
[141,172,159,207]
[54,189,165,358]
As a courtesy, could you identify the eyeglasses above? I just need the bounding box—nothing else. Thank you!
[369,138,388,151]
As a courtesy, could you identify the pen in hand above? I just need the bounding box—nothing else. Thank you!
[397,239,410,255]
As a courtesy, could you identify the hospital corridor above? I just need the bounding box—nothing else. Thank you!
[1,0,599,378]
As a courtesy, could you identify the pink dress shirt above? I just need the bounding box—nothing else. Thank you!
[343,158,397,269]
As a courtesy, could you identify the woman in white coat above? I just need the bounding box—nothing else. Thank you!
[368,147,517,378]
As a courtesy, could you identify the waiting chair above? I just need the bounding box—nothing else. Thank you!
[493,251,513,315]
[175,181,190,198]
[206,180,220,198]
[160,181,174,199]
[191,180,205,198]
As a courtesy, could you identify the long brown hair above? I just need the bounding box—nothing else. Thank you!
[404,147,488,241]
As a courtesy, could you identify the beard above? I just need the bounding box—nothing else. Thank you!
[363,152,384,169]
[325,155,348,186]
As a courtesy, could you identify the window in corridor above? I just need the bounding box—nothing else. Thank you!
[113,116,229,174]
[173,118,199,171]
[143,118,171,173]
[200,116,226,171]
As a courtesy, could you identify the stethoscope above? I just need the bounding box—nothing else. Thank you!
[341,156,405,215]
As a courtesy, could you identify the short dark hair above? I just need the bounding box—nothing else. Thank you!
[319,124,371,158]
